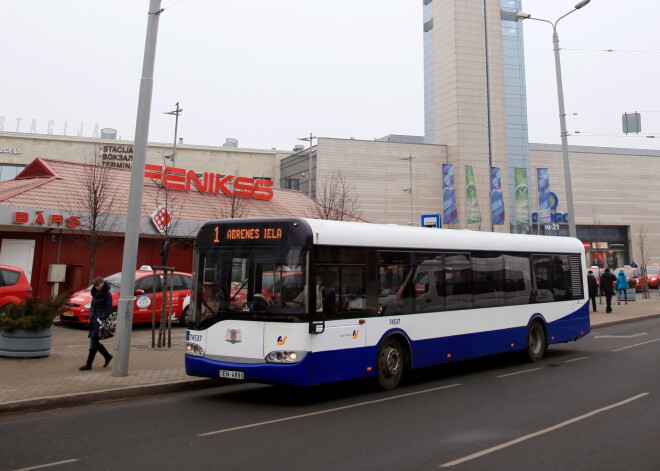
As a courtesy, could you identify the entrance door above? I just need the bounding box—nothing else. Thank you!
[0,239,36,282]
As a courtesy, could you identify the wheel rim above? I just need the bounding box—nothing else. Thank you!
[384,346,401,377]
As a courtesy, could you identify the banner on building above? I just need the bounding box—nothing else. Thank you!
[490,166,504,225]
[536,168,551,225]
[442,164,458,225]
[465,165,481,224]
[514,168,530,226]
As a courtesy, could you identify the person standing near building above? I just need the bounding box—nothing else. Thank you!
[587,270,598,312]
[616,270,628,305]
[79,277,113,371]
[599,268,616,313]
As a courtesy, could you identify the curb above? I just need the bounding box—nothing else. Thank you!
[591,313,660,328]
[0,378,220,417]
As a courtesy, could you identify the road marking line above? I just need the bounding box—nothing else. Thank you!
[564,356,589,363]
[612,338,660,352]
[12,459,78,471]
[198,383,462,437]
[594,333,647,339]
[439,392,650,468]
[496,368,542,378]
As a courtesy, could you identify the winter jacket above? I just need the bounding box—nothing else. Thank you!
[88,281,113,339]
[599,271,616,294]
[587,274,598,297]
[616,272,629,291]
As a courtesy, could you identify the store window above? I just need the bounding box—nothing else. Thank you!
[0,164,25,182]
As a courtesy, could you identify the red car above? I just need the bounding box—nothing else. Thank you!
[61,266,192,326]
[0,265,33,308]
[644,265,660,288]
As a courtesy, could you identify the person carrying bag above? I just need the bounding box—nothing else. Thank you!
[79,277,114,371]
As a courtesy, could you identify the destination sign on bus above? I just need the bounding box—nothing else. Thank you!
[214,226,283,243]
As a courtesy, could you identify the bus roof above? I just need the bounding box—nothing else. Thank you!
[301,218,584,254]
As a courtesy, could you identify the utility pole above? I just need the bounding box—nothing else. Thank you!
[164,102,182,166]
[400,155,414,225]
[113,0,163,377]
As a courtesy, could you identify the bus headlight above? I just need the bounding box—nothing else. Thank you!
[186,342,205,357]
[265,350,307,363]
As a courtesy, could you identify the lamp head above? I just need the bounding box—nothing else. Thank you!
[516,11,531,19]
[574,0,590,9]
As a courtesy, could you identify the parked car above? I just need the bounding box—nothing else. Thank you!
[0,265,33,308]
[60,266,192,326]
[644,265,660,288]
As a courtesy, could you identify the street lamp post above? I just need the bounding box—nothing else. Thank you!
[164,102,182,166]
[297,133,316,197]
[516,0,590,239]
[400,155,414,225]
[113,0,163,377]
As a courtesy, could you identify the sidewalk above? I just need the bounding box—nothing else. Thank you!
[2,296,660,416]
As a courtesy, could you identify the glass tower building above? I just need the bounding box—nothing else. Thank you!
[423,0,530,232]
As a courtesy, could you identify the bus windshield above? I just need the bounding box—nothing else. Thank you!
[189,246,309,328]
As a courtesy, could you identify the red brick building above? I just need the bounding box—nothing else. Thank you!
[0,158,317,299]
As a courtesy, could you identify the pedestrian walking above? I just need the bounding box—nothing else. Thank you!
[616,270,628,305]
[587,270,598,312]
[79,276,113,371]
[599,268,616,313]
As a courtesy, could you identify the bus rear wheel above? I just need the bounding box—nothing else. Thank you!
[376,337,404,390]
[526,321,547,362]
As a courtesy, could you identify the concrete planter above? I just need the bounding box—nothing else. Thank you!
[0,326,53,358]
[617,288,636,302]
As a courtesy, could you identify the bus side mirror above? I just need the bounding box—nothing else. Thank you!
[311,320,325,334]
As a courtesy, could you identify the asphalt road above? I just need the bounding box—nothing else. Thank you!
[1,318,658,471]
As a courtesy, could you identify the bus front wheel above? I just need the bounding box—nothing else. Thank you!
[376,337,404,390]
[526,321,547,362]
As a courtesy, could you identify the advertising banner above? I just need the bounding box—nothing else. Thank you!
[442,164,458,225]
[536,168,551,225]
[514,168,530,226]
[465,165,481,224]
[490,166,504,225]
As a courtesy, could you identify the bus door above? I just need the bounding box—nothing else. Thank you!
[310,265,368,384]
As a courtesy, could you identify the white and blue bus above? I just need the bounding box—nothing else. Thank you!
[185,218,589,389]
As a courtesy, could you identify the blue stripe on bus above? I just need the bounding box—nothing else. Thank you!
[186,305,590,387]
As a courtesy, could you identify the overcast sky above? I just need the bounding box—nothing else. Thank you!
[3,0,658,152]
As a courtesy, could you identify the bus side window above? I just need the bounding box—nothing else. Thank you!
[316,265,365,318]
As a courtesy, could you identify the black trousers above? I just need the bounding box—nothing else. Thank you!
[590,295,597,311]
[604,293,613,312]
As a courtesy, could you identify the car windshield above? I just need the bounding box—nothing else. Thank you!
[85,273,122,292]
[189,246,309,329]
[646,266,660,275]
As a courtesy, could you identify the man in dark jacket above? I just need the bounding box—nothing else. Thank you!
[587,270,598,312]
[599,268,616,313]
[79,277,114,370]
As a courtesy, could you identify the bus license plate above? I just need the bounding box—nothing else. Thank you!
[219,369,244,380]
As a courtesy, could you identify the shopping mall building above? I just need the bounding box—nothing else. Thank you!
[2,0,659,298]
